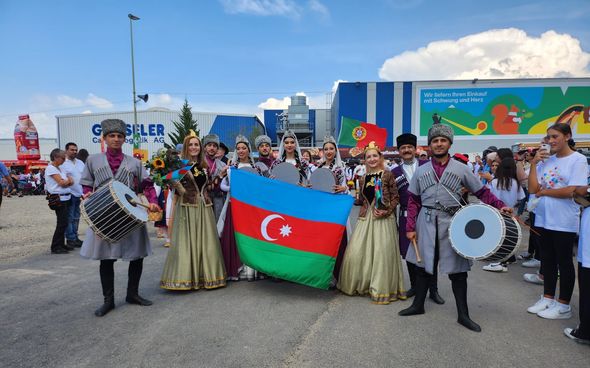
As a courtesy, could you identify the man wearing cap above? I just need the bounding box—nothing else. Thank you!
[202,134,227,221]
[392,133,444,304]
[80,119,161,317]
[255,134,275,170]
[399,124,512,332]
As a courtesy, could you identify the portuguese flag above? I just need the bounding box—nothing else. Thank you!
[231,169,353,289]
[337,116,387,149]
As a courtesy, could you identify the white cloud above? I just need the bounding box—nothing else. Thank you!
[220,0,302,18]
[379,28,590,81]
[85,93,113,109]
[81,110,92,114]
[144,93,184,110]
[219,0,329,19]
[308,0,330,20]
[332,79,347,93]
[258,96,292,110]
[56,95,83,108]
[257,90,330,112]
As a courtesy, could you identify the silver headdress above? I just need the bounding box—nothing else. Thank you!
[319,135,343,168]
[230,134,254,166]
[278,130,302,160]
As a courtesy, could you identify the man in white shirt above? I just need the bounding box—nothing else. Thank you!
[61,142,86,247]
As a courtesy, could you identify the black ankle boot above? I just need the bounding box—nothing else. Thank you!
[126,294,153,306]
[95,297,115,317]
[95,260,115,317]
[126,258,153,307]
[450,273,481,332]
[399,268,429,316]
[429,288,445,305]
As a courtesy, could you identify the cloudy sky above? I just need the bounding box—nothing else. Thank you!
[0,0,589,140]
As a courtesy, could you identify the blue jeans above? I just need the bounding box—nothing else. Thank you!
[65,195,81,241]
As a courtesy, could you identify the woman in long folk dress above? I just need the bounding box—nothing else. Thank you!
[218,135,265,281]
[337,142,406,304]
[160,134,227,290]
[315,136,350,282]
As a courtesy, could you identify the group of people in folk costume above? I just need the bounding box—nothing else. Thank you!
[77,118,589,341]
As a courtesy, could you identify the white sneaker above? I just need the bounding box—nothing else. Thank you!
[523,273,543,285]
[483,262,507,272]
[517,252,532,260]
[522,259,541,268]
[527,296,554,314]
[538,302,572,319]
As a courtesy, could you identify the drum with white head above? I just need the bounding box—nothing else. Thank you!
[449,204,521,263]
[81,180,148,243]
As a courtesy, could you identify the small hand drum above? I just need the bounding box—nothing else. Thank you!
[449,204,521,263]
[239,166,259,175]
[310,167,336,193]
[271,162,299,185]
[81,180,148,243]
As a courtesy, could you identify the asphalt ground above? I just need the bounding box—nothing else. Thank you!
[0,195,588,367]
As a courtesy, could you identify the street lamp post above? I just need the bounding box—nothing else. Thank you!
[128,13,140,151]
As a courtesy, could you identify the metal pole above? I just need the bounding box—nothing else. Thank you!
[129,14,139,150]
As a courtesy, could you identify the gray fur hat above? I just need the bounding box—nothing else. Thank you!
[202,134,220,147]
[427,124,453,145]
[101,119,127,137]
[254,134,272,148]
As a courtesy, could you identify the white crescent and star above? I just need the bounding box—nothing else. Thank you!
[260,214,292,241]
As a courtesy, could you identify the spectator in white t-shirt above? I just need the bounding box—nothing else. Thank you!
[526,123,589,320]
[45,149,74,254]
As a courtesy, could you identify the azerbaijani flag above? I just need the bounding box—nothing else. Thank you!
[337,116,387,149]
[164,159,192,181]
[231,169,353,289]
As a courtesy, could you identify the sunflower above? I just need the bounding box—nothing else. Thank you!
[153,158,165,169]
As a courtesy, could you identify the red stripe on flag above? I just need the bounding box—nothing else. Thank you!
[357,122,387,149]
[231,198,345,258]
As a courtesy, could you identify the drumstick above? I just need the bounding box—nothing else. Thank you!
[512,215,541,237]
[128,198,157,211]
[411,238,422,263]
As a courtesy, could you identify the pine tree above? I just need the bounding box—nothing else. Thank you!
[165,99,199,149]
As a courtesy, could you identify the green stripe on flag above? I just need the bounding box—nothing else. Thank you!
[235,233,335,289]
[337,116,361,147]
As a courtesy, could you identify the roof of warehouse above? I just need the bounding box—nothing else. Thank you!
[56,108,261,119]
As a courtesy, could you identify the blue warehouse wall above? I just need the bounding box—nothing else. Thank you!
[334,82,396,146]
[376,82,394,146]
[334,83,367,140]
[209,115,265,147]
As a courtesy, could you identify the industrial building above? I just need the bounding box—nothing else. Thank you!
[265,78,590,154]
[56,109,264,157]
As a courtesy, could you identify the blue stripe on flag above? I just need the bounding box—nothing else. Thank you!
[230,169,353,226]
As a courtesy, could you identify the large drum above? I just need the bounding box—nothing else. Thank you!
[81,180,148,243]
[449,204,521,263]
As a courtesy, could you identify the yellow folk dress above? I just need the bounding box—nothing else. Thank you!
[337,171,406,304]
